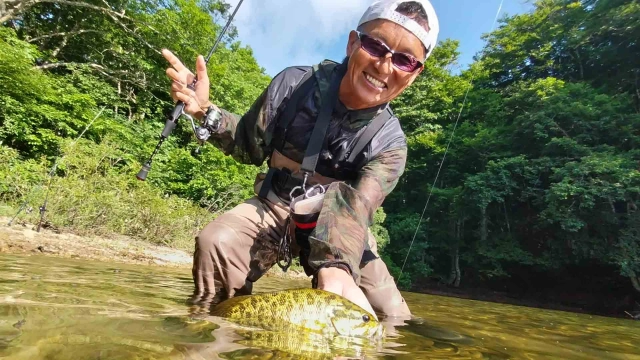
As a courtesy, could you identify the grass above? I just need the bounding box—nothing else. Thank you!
[0,141,217,251]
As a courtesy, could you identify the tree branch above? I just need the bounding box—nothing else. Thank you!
[2,0,159,54]
[27,29,100,43]
[2,0,129,23]
[33,61,147,87]
[1,0,36,23]
[32,60,169,106]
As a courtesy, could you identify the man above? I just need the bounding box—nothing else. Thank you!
[163,0,439,319]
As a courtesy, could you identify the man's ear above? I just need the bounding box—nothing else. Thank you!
[346,30,360,57]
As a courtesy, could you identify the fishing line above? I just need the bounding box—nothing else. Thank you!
[397,0,504,284]
[8,107,105,228]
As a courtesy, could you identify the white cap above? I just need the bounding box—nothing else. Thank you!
[357,0,439,61]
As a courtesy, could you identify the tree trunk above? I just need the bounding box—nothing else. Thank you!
[454,219,461,287]
[503,201,511,235]
[115,81,121,115]
[480,205,487,242]
[574,49,584,80]
[630,270,640,293]
[447,219,462,287]
[447,244,459,286]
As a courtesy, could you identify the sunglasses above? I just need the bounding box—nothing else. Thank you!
[356,31,423,73]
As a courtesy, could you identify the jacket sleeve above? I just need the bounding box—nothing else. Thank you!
[206,67,311,166]
[307,145,407,284]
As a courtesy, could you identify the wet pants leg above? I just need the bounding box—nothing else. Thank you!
[192,196,288,305]
[358,232,412,318]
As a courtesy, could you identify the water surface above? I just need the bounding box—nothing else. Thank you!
[1,254,639,359]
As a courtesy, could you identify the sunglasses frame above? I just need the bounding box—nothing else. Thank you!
[355,31,424,73]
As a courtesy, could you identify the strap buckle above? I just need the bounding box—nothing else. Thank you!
[289,171,310,200]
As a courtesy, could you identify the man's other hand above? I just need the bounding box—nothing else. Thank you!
[316,267,378,320]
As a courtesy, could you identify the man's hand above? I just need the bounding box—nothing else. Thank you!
[162,49,213,119]
[316,267,378,320]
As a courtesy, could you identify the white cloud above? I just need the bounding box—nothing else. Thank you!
[225,0,371,76]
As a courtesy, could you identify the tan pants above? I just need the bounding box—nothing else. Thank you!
[192,194,411,318]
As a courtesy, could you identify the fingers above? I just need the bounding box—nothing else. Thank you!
[172,88,207,118]
[195,55,210,87]
[166,66,195,85]
[164,53,201,91]
[162,48,187,73]
[165,67,183,83]
[163,49,211,117]
[173,90,198,110]
[171,80,197,102]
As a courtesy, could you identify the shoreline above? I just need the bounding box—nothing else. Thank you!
[0,216,308,279]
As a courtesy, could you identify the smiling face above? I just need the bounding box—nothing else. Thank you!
[339,19,427,110]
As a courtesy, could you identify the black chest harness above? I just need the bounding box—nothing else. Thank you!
[259,61,393,202]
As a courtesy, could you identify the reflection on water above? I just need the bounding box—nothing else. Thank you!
[0,253,639,359]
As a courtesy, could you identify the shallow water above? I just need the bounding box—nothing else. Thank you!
[0,254,639,359]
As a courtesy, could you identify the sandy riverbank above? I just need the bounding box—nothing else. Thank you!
[0,216,308,279]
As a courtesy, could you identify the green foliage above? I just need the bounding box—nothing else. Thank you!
[0,27,96,156]
[0,0,268,250]
[0,142,214,249]
[370,207,390,250]
[384,0,640,292]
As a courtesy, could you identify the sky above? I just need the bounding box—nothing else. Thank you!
[224,0,534,77]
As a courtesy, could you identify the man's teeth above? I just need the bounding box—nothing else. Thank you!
[365,73,385,88]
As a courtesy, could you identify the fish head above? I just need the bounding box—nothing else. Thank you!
[330,305,385,339]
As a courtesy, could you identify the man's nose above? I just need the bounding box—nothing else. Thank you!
[374,53,393,75]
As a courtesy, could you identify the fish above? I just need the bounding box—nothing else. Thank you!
[209,288,384,339]
[171,325,379,360]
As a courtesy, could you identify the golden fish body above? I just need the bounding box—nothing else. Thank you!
[222,328,373,359]
[210,288,384,339]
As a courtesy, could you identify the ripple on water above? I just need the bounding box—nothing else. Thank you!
[1,254,640,360]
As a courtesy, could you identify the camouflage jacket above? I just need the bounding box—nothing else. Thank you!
[208,59,407,283]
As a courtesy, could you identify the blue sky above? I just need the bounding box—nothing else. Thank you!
[225,0,534,77]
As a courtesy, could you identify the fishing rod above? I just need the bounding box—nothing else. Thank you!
[8,107,105,230]
[397,0,505,285]
[136,0,245,181]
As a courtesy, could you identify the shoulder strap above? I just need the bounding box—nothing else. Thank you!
[300,63,347,175]
[345,107,393,164]
[273,69,315,151]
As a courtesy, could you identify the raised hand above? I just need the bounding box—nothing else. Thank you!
[162,48,213,119]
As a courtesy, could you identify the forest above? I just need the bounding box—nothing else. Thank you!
[1,0,639,316]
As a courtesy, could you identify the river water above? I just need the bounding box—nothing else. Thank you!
[0,253,639,359]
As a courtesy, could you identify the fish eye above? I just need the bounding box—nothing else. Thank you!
[362,315,370,322]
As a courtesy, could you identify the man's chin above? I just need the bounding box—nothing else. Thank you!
[354,91,383,107]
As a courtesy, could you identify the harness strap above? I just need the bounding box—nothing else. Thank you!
[300,62,347,174]
[345,107,393,164]
[273,69,315,152]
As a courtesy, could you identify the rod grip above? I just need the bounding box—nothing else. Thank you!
[136,162,151,181]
